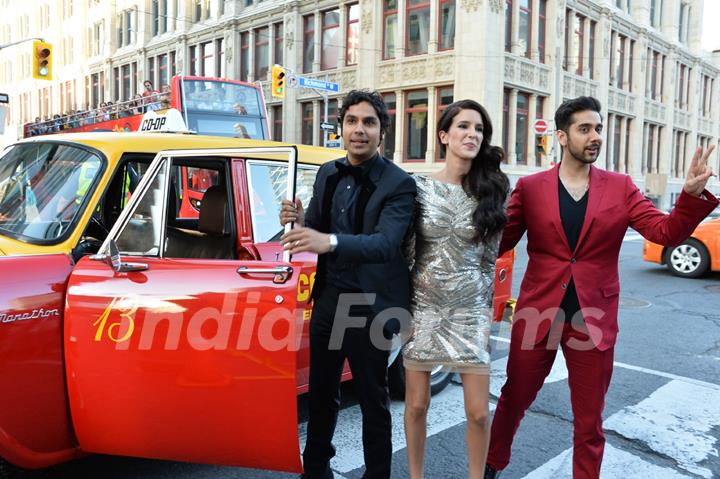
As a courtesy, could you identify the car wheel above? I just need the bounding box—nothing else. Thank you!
[388,356,453,400]
[665,239,710,278]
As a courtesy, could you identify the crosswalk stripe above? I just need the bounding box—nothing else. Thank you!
[490,350,568,398]
[604,379,720,479]
[521,443,692,478]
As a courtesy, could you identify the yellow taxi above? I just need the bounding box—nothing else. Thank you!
[643,208,720,277]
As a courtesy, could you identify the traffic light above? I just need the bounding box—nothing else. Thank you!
[32,40,53,80]
[271,64,286,98]
[535,135,550,155]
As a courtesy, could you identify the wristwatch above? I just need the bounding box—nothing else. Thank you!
[328,234,338,252]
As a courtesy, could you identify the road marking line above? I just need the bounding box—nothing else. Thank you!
[623,233,644,242]
[490,335,720,390]
[521,444,692,479]
[604,379,720,479]
[490,351,568,398]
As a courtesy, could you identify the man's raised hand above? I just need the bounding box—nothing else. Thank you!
[684,144,716,197]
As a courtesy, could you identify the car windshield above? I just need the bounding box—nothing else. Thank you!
[0,143,103,243]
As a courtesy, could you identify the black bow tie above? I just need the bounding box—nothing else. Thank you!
[335,161,365,181]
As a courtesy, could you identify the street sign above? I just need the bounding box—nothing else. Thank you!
[325,140,342,148]
[0,93,8,103]
[533,119,550,135]
[320,122,336,132]
[298,77,339,93]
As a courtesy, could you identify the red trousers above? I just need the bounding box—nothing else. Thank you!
[487,320,614,479]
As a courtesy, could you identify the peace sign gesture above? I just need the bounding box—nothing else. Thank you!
[683,145,716,197]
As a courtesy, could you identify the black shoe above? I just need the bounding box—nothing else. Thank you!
[484,464,502,479]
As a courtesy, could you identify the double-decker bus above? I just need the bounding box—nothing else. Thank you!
[22,76,270,140]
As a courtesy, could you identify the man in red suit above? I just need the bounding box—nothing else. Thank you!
[484,96,718,479]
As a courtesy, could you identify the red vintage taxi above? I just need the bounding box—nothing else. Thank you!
[0,133,514,474]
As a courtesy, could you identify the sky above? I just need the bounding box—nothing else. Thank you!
[701,2,720,52]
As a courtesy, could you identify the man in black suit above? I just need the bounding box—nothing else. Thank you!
[280,90,416,479]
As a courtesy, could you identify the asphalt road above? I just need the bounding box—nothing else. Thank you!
[9,233,720,479]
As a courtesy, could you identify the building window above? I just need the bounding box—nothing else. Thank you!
[436,86,454,161]
[588,20,596,79]
[573,13,584,76]
[406,0,430,56]
[274,22,284,66]
[170,51,176,77]
[382,92,396,160]
[255,27,269,79]
[405,90,428,161]
[518,0,531,58]
[321,9,340,70]
[438,0,456,51]
[303,14,315,73]
[301,102,314,145]
[148,57,156,87]
[515,92,529,165]
[538,0,547,62]
[650,0,663,28]
[346,3,360,65]
[502,88,510,162]
[201,41,214,76]
[383,1,398,60]
[240,32,249,81]
[505,0,512,53]
[676,63,690,110]
[272,104,283,141]
[216,38,225,78]
[643,123,662,174]
[194,0,202,22]
[158,54,169,87]
[673,129,689,178]
[189,46,197,76]
[701,75,713,117]
[152,0,160,36]
[318,100,338,143]
[614,33,624,89]
[679,2,690,43]
[121,63,131,101]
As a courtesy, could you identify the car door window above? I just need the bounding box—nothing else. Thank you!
[246,161,318,243]
[115,159,169,256]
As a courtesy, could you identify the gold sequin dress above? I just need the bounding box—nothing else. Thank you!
[402,175,499,374]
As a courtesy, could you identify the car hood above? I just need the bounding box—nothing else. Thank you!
[0,235,65,257]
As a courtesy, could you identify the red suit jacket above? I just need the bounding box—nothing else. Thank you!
[500,164,719,351]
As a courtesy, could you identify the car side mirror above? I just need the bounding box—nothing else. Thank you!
[90,239,148,273]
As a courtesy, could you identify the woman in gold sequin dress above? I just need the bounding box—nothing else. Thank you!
[402,100,509,479]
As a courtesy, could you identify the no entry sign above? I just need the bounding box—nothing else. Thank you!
[533,119,549,135]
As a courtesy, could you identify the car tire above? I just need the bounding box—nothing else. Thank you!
[388,355,453,400]
[665,239,710,278]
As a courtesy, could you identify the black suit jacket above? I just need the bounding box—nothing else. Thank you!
[304,154,416,331]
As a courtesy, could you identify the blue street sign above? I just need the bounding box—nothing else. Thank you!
[325,140,342,148]
[298,76,340,93]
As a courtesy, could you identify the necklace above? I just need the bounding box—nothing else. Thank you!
[560,177,589,202]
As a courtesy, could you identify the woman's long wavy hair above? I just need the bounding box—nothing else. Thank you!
[437,99,509,243]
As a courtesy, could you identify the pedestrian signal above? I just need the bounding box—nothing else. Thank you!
[32,40,53,80]
[271,65,286,98]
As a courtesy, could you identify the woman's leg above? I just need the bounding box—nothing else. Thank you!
[404,369,432,479]
[461,372,491,479]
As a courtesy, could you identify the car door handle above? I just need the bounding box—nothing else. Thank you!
[118,261,149,272]
[237,265,293,284]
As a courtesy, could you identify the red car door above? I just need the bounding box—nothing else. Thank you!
[63,147,305,473]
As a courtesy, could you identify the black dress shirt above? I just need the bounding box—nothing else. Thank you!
[558,180,588,323]
[325,154,379,291]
